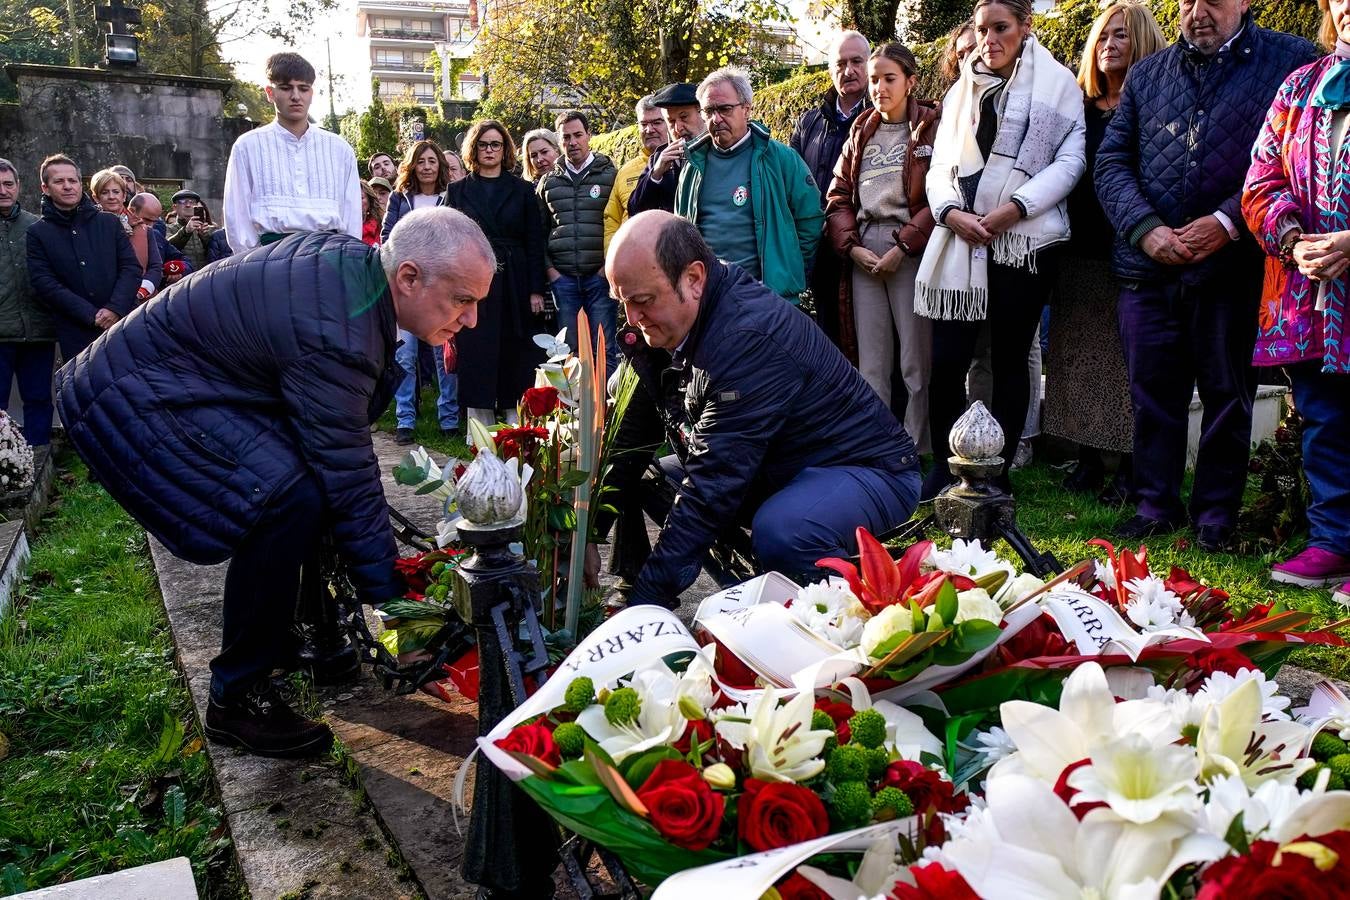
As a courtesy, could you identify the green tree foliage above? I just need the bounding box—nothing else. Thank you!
[841,0,902,44]
[472,0,795,135]
[358,80,401,168]
[906,0,972,44]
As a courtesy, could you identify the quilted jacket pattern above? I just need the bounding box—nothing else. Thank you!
[1095,22,1318,283]
[536,153,618,276]
[54,232,404,603]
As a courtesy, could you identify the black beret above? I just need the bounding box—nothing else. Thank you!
[651,82,699,108]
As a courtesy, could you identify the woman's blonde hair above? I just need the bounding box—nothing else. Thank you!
[521,129,561,181]
[1317,0,1338,52]
[90,168,127,203]
[1078,1,1167,98]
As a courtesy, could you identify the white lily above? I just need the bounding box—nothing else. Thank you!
[1066,734,1201,824]
[533,328,571,361]
[575,652,717,762]
[993,662,1179,784]
[713,688,833,782]
[1195,677,1313,788]
[942,774,1226,900]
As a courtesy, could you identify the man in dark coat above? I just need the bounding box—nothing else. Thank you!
[0,158,57,446]
[1094,2,1317,551]
[25,154,141,359]
[55,208,496,756]
[790,30,871,344]
[626,82,706,217]
[602,212,920,608]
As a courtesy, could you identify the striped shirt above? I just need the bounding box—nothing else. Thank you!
[223,121,362,252]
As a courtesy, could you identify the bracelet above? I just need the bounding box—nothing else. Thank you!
[1277,233,1302,269]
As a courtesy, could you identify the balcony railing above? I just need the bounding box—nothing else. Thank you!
[368,27,441,40]
[371,61,432,72]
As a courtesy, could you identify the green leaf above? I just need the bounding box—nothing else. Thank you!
[148,712,185,766]
[935,578,959,625]
[869,630,915,659]
[619,746,681,789]
[165,786,186,830]
[548,504,577,532]
[1223,811,1250,855]
[558,469,591,489]
[1,864,28,894]
[414,479,446,495]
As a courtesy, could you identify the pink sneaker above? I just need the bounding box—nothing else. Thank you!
[1335,582,1349,607]
[1270,548,1350,587]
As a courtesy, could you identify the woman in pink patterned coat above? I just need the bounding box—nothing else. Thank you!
[1242,0,1350,605]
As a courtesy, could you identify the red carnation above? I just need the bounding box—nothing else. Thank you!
[738,779,830,852]
[635,760,725,851]
[1188,646,1257,679]
[774,872,830,900]
[881,760,967,815]
[493,722,560,767]
[521,386,562,417]
[891,863,980,899]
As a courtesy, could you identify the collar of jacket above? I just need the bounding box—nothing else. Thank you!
[686,120,772,156]
[546,152,614,181]
[1,202,21,223]
[39,193,97,223]
[671,259,729,365]
[1181,14,1258,66]
[820,86,871,123]
[854,98,941,140]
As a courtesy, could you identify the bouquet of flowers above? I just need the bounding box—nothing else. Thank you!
[694,529,1047,700]
[481,605,972,890]
[0,410,34,494]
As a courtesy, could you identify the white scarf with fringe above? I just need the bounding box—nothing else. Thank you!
[916,35,1081,321]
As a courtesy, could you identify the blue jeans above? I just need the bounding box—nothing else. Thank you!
[551,273,617,375]
[1288,362,1350,555]
[0,342,56,445]
[394,329,458,429]
[657,455,920,579]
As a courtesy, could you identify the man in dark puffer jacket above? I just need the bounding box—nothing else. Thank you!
[603,212,920,609]
[537,110,619,374]
[1094,6,1317,551]
[55,209,496,756]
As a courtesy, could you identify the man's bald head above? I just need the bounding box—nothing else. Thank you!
[129,192,163,227]
[607,211,713,351]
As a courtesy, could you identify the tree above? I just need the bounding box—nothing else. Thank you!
[472,0,794,133]
[357,80,400,170]
[840,0,900,44]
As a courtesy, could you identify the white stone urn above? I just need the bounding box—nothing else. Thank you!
[948,401,1004,463]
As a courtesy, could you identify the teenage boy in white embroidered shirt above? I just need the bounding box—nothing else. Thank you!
[224,52,362,252]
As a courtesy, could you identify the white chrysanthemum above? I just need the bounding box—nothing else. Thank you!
[971,726,1018,766]
[1123,575,1195,631]
[1198,669,1292,721]
[930,538,1006,578]
[1094,560,1118,590]
[788,579,868,648]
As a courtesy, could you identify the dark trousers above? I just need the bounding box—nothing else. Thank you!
[924,258,1056,496]
[0,342,56,445]
[809,240,843,346]
[1118,274,1260,528]
[1288,362,1350,554]
[209,472,324,700]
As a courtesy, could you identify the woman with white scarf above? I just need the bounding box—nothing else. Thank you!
[916,0,1086,500]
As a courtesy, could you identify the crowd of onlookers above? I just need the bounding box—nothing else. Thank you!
[2,0,1349,603]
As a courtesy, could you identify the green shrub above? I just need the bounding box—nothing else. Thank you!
[909,0,974,43]
[755,70,832,141]
[591,125,644,169]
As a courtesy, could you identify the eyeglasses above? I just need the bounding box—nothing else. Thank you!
[477,140,504,151]
[700,102,745,119]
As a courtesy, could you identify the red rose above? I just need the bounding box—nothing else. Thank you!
[521,386,561,417]
[881,761,968,815]
[891,863,980,899]
[994,612,1072,665]
[1188,646,1257,679]
[774,872,830,900]
[737,779,830,852]
[1197,831,1350,899]
[636,760,725,851]
[494,722,560,767]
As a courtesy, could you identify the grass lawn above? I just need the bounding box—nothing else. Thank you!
[0,455,244,898]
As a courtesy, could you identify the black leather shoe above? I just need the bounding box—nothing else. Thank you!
[1063,458,1105,494]
[1115,514,1183,541]
[204,680,333,758]
[1195,524,1236,553]
[394,428,415,445]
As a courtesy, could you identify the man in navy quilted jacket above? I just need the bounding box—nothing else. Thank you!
[1095,0,1316,551]
[55,208,495,757]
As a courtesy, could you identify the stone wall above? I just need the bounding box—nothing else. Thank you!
[0,64,255,215]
